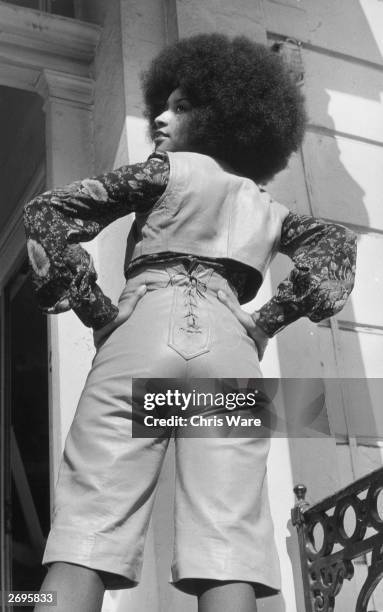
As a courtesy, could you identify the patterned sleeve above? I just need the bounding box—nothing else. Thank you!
[23,150,169,330]
[256,211,358,337]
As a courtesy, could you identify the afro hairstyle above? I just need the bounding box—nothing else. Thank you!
[141,33,307,184]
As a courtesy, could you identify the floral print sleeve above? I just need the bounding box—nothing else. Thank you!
[256,211,358,337]
[23,150,169,330]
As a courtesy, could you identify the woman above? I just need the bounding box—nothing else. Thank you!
[24,33,357,612]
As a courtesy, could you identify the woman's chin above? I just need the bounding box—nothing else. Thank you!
[154,139,170,152]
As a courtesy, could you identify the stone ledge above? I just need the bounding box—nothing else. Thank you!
[0,1,101,62]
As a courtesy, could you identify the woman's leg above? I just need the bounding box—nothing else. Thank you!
[34,563,104,612]
[39,273,186,603]
[171,270,281,605]
[196,580,257,612]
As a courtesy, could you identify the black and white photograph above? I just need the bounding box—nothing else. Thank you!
[0,1,382,611]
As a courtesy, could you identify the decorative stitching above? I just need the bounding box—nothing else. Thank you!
[180,273,207,333]
[166,263,208,334]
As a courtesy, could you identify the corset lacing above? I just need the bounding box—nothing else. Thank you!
[167,258,208,334]
[181,273,207,333]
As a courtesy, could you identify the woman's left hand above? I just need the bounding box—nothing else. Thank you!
[93,284,147,349]
[217,289,270,361]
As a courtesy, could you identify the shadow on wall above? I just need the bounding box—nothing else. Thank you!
[265,1,382,610]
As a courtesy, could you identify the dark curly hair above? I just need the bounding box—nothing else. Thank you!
[141,33,307,184]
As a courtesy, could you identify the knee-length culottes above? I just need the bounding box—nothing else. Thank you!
[42,261,281,597]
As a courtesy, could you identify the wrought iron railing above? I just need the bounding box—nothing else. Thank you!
[292,467,383,611]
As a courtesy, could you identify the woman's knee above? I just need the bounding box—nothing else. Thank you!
[195,580,258,612]
[45,561,105,588]
[194,578,256,596]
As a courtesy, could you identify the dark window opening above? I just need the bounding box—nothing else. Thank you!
[2,257,50,606]
[1,0,75,18]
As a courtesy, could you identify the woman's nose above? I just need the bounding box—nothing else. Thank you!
[154,110,169,128]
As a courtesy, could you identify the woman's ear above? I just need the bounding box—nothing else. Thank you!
[269,39,305,86]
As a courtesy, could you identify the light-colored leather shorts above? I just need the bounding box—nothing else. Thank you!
[42,261,281,597]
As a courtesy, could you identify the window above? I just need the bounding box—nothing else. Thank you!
[2,0,75,18]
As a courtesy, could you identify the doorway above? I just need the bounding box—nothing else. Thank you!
[1,257,50,607]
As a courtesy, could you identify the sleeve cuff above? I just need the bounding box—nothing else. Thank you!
[71,283,119,330]
[256,300,301,338]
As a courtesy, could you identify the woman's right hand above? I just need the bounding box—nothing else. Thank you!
[217,289,270,360]
[93,284,147,349]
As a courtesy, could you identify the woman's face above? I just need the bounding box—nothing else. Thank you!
[152,88,193,152]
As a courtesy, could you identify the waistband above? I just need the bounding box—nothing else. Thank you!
[123,259,238,299]
[125,254,262,305]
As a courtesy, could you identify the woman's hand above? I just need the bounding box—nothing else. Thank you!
[93,284,147,349]
[217,289,270,361]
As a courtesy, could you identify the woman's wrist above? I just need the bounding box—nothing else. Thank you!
[255,300,292,338]
[250,311,273,339]
[72,286,119,330]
